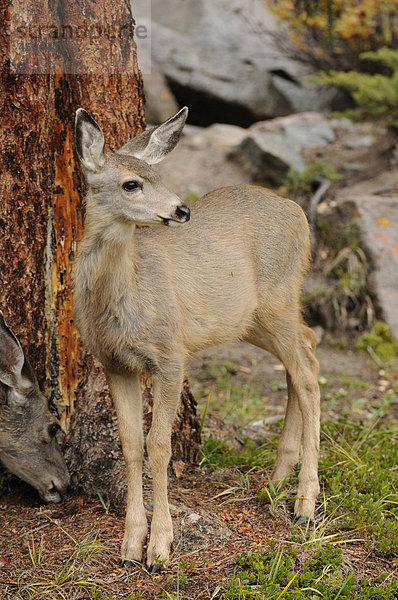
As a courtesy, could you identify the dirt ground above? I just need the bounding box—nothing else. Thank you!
[0,338,397,599]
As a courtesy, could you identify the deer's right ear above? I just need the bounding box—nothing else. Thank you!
[75,109,105,173]
[0,311,25,389]
[117,107,188,164]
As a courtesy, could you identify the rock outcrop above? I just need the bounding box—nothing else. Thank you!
[230,112,336,185]
[331,170,398,340]
[146,0,333,126]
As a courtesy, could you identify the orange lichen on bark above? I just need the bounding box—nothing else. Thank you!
[51,74,84,429]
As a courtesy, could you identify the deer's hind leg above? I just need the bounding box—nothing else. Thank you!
[246,320,320,520]
[272,371,303,482]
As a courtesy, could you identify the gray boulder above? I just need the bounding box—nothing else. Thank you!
[142,0,333,125]
[143,61,180,125]
[358,194,398,341]
[230,131,305,185]
[328,169,398,340]
[188,123,247,149]
[251,112,336,148]
[230,112,337,185]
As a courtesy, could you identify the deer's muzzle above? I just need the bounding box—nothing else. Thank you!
[175,204,190,222]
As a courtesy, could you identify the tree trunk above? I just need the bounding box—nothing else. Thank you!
[0,0,200,503]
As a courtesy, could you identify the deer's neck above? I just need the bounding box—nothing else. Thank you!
[76,204,139,309]
[75,204,171,373]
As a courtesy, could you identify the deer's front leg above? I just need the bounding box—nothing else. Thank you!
[106,370,147,564]
[146,364,184,571]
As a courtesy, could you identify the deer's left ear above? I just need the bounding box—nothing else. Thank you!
[118,107,188,164]
[75,109,106,173]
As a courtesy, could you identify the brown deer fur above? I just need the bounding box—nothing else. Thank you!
[73,108,320,570]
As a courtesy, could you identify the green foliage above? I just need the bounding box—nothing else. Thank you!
[96,488,110,514]
[320,419,398,555]
[183,191,200,205]
[258,479,292,508]
[204,360,239,379]
[202,417,398,556]
[283,161,341,195]
[27,536,45,567]
[269,0,398,71]
[223,544,398,599]
[356,321,398,361]
[193,359,267,424]
[314,48,398,127]
[200,434,274,471]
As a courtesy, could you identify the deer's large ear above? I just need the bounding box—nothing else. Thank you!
[75,109,105,173]
[117,107,188,164]
[0,311,25,389]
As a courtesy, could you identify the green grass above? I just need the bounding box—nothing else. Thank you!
[192,360,268,425]
[223,545,397,599]
[11,356,398,600]
[15,419,396,600]
[319,420,398,556]
[15,526,113,600]
[197,356,398,548]
[191,355,398,598]
[200,434,275,470]
[198,416,398,599]
[201,417,398,556]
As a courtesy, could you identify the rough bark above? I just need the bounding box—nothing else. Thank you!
[0,0,200,500]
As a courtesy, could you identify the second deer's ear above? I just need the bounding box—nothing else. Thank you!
[75,109,105,173]
[0,310,25,389]
[117,107,188,164]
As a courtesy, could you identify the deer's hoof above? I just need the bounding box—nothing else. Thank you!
[294,515,311,526]
[119,559,142,569]
[148,562,162,574]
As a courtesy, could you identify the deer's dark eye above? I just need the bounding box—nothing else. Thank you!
[122,180,140,192]
[48,423,60,439]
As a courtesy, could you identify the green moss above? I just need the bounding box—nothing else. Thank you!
[320,419,398,556]
[183,191,200,205]
[223,544,398,599]
[302,286,329,307]
[284,161,341,195]
[356,321,398,361]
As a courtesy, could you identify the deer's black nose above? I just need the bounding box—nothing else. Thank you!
[175,204,190,222]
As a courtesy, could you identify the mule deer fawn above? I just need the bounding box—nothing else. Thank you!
[74,107,320,571]
[0,311,70,502]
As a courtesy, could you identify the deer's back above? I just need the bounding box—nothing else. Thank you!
[137,184,310,354]
[140,184,309,284]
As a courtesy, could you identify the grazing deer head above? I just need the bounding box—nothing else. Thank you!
[0,311,70,503]
[74,108,320,572]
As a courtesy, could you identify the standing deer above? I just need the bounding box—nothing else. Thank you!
[74,107,320,572]
[0,311,70,503]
